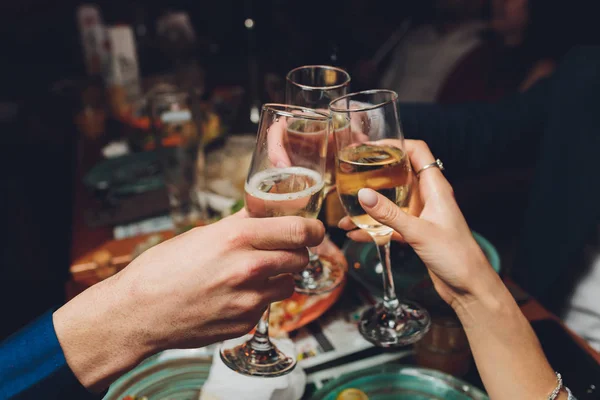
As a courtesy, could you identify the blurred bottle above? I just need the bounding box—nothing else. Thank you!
[156,11,205,97]
[105,25,142,120]
[75,4,110,139]
[150,90,207,233]
[76,4,110,78]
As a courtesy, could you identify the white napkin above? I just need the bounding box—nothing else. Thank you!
[199,337,306,400]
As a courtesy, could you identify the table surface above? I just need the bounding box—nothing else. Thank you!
[69,137,600,367]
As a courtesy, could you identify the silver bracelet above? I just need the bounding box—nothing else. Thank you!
[566,387,577,400]
[547,372,563,400]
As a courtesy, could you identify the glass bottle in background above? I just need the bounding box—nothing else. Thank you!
[155,11,205,99]
[150,90,206,234]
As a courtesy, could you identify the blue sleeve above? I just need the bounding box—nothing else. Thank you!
[0,310,101,399]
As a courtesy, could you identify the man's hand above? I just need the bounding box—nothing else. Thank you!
[53,213,324,392]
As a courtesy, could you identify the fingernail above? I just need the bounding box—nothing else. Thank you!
[358,189,377,207]
[275,161,288,168]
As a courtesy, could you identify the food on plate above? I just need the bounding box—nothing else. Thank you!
[269,296,306,337]
[336,388,369,400]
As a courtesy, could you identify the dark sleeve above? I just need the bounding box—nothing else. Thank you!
[0,310,100,400]
[397,77,552,178]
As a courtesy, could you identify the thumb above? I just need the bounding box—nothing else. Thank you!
[358,188,425,244]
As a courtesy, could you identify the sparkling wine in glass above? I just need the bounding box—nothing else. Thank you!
[285,65,350,294]
[331,89,431,347]
[220,104,330,377]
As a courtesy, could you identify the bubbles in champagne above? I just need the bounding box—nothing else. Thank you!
[245,167,325,219]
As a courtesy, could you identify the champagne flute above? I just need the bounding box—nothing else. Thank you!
[330,89,431,347]
[285,65,350,294]
[220,104,330,376]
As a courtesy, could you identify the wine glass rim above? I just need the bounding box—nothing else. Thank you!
[329,89,398,112]
[286,65,351,91]
[262,103,331,121]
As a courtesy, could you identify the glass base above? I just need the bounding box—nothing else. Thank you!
[359,300,431,347]
[220,339,296,377]
[294,256,345,295]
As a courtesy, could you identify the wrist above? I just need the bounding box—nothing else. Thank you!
[53,275,153,392]
[449,265,519,329]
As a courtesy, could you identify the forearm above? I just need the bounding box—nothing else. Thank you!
[53,275,153,392]
[453,278,566,400]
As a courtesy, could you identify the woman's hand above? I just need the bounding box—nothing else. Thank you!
[340,140,501,307]
[341,140,565,400]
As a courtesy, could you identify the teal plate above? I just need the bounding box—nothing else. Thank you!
[83,150,167,196]
[342,231,500,299]
[104,348,212,400]
[310,365,489,400]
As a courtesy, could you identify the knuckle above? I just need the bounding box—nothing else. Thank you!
[242,258,266,280]
[230,258,265,285]
[414,140,428,151]
[226,226,253,247]
[288,217,308,245]
[380,203,399,223]
[240,292,264,314]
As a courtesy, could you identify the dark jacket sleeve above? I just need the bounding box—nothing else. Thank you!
[397,77,551,178]
[397,46,600,308]
[0,310,100,400]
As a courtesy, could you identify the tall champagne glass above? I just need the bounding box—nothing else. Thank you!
[220,104,330,376]
[330,89,431,347]
[285,65,350,294]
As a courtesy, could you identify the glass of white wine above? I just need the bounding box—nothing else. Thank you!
[285,65,350,294]
[330,89,431,347]
[220,104,330,377]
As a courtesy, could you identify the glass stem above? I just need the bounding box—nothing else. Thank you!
[373,234,400,311]
[303,247,323,280]
[249,305,273,351]
[308,247,320,263]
